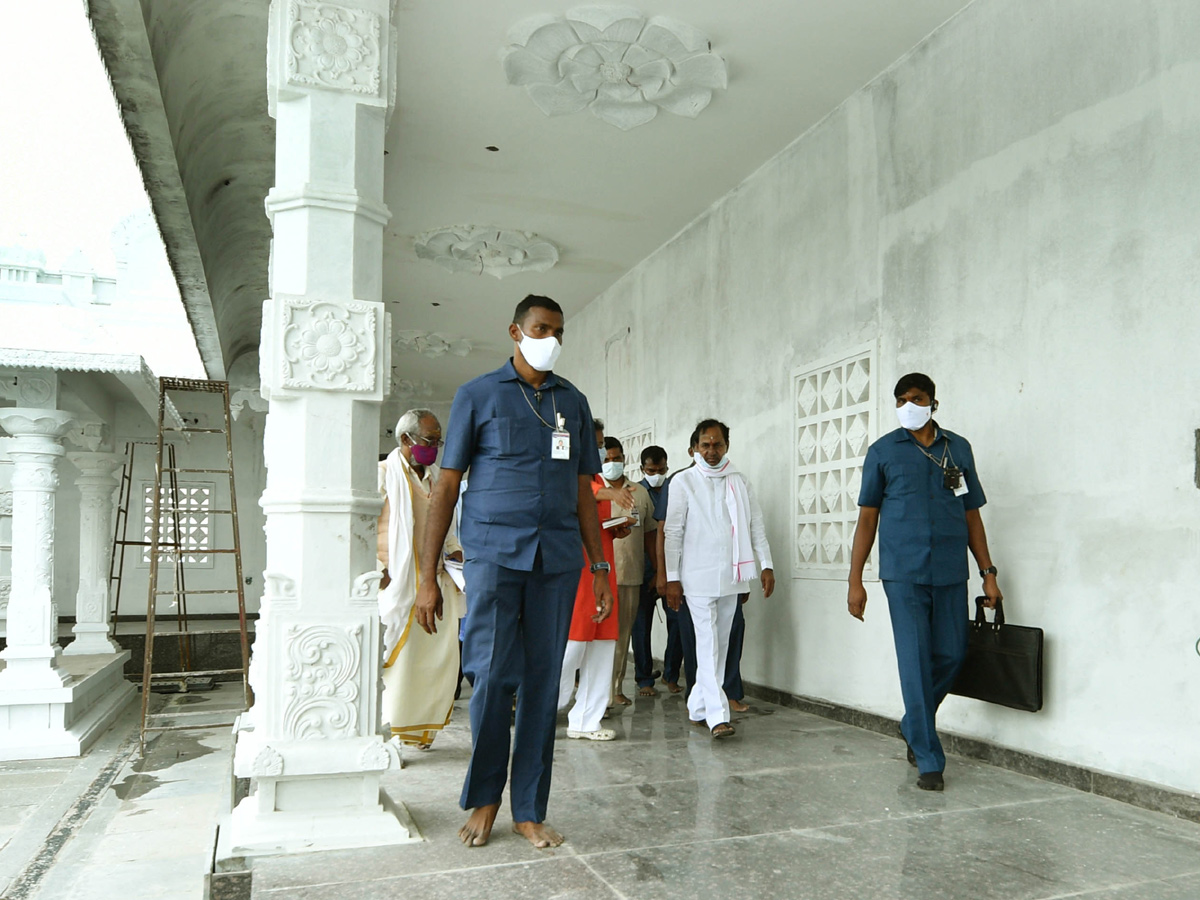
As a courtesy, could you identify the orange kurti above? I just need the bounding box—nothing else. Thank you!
[568,476,619,642]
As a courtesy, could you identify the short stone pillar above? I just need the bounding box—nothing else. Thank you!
[64,452,125,656]
[0,409,76,689]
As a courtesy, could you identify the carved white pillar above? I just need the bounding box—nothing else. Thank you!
[64,452,124,656]
[0,409,76,690]
[228,0,411,854]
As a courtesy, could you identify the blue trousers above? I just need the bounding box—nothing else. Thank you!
[677,597,744,701]
[459,555,578,822]
[631,583,684,687]
[882,580,969,775]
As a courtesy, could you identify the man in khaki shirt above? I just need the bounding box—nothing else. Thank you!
[603,436,658,706]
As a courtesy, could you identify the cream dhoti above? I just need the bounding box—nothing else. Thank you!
[377,451,465,746]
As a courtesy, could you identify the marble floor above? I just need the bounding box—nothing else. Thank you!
[2,681,1199,900]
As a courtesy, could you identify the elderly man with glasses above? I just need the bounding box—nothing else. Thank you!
[377,408,464,750]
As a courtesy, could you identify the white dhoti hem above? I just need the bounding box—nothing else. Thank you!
[686,594,738,729]
[558,639,616,733]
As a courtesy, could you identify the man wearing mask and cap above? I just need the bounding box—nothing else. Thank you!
[664,419,775,739]
[847,373,1003,792]
[414,295,613,850]
[377,409,464,750]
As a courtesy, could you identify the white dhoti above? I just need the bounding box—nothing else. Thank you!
[685,594,738,729]
[377,451,464,746]
[558,639,616,733]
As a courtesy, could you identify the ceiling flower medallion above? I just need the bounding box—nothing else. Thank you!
[502,6,728,131]
[414,225,559,279]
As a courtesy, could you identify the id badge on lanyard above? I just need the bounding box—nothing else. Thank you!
[551,412,570,460]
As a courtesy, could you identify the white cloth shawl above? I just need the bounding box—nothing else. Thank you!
[378,448,436,659]
[692,457,757,583]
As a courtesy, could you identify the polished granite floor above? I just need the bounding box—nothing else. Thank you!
[2,682,1199,900]
[247,687,1200,900]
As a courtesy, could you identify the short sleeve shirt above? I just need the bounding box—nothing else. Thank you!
[857,427,986,586]
[610,481,657,585]
[441,359,600,574]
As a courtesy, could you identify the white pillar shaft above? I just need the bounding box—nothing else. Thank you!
[229,0,409,854]
[0,409,75,689]
[65,453,124,655]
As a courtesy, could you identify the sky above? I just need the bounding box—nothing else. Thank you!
[0,2,160,276]
[0,1,204,376]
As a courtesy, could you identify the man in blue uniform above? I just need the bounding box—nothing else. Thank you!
[415,295,613,848]
[847,372,1003,791]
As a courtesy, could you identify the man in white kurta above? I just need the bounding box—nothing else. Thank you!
[663,419,775,737]
[378,409,465,748]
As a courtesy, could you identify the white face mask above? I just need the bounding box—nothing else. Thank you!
[644,472,666,488]
[694,452,725,471]
[896,401,933,431]
[602,461,625,482]
[518,328,562,372]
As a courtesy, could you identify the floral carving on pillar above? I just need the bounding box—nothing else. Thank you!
[414,226,559,279]
[281,300,377,392]
[282,624,363,739]
[288,1,382,95]
[502,6,728,130]
[0,580,10,615]
[0,490,11,515]
[253,745,285,777]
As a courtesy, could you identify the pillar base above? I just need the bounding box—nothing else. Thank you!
[0,651,134,760]
[223,785,420,857]
[63,626,123,656]
[0,648,72,690]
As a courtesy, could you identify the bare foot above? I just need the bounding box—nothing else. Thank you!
[513,821,565,848]
[730,699,749,713]
[613,693,632,706]
[458,803,500,847]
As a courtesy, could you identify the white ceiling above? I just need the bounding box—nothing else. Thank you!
[382,0,974,404]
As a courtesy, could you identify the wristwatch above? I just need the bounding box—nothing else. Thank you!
[589,562,611,574]
[979,565,998,578]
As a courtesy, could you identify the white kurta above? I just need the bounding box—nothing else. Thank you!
[663,463,773,729]
[662,465,773,595]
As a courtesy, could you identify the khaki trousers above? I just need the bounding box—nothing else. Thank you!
[611,584,640,701]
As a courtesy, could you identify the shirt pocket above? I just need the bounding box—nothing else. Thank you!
[886,463,924,497]
[482,416,539,458]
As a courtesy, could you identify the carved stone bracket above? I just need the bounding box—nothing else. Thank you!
[288,0,383,96]
[261,296,390,399]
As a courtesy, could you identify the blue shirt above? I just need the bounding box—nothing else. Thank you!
[857,426,986,586]
[639,477,663,583]
[441,359,600,574]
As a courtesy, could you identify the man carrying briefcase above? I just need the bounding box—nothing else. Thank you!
[846,373,1003,792]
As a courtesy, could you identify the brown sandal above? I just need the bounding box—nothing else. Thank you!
[711,723,735,739]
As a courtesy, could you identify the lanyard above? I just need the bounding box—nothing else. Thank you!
[518,381,559,430]
[910,431,956,471]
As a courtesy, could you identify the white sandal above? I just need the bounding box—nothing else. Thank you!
[567,728,616,741]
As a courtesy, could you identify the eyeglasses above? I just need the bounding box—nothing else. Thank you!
[408,434,444,448]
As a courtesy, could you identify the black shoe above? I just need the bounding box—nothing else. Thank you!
[897,726,916,768]
[917,771,944,792]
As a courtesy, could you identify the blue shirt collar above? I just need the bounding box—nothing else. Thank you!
[497,357,562,389]
[892,422,951,444]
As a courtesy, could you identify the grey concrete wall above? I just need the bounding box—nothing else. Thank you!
[560,0,1200,793]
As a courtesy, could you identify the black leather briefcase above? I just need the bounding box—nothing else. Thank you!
[950,597,1043,712]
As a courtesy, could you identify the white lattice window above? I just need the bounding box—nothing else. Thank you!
[141,481,213,566]
[616,423,655,483]
[793,346,876,579]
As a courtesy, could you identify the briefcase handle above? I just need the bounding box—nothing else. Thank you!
[973,596,1006,630]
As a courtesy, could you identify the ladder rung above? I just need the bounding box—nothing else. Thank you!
[145,668,246,678]
[150,628,246,636]
[154,589,240,596]
[156,508,234,514]
[149,548,239,554]
[145,707,247,720]
[161,427,227,434]
[161,467,232,474]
